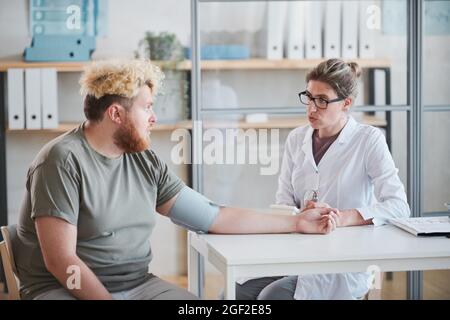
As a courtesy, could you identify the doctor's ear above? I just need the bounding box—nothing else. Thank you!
[342,97,353,111]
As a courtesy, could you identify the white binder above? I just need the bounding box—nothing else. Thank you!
[359,1,377,58]
[264,1,286,60]
[305,1,323,59]
[41,68,59,129]
[285,1,305,59]
[374,69,386,106]
[324,1,341,58]
[25,68,42,129]
[6,69,25,130]
[341,1,358,59]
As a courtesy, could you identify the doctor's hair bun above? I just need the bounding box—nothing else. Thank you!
[347,62,362,78]
[306,58,361,99]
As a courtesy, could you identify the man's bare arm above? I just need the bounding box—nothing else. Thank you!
[209,206,336,234]
[156,193,336,234]
[35,216,113,300]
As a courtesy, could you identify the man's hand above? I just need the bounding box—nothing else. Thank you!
[296,207,339,234]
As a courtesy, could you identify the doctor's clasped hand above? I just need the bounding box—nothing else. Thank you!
[295,206,339,234]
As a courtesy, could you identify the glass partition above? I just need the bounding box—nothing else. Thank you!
[422,0,450,300]
[192,0,414,300]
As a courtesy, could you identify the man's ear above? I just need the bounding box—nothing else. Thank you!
[106,104,125,124]
[342,97,353,112]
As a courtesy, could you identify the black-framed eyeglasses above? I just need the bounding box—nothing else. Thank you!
[298,91,345,110]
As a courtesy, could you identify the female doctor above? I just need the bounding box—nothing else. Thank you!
[236,58,410,300]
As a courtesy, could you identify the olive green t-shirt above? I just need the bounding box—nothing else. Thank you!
[16,123,185,299]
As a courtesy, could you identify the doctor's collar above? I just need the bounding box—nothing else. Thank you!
[303,116,357,145]
[336,116,357,144]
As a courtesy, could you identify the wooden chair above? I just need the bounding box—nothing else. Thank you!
[0,225,20,300]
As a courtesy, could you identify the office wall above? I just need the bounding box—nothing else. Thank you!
[0,0,192,58]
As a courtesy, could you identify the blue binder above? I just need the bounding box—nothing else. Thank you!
[31,35,96,49]
[24,35,95,62]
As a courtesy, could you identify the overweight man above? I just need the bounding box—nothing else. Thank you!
[14,59,338,300]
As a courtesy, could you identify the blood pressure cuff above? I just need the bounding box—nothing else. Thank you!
[168,186,221,233]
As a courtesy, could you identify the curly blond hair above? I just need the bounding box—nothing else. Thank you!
[79,59,164,99]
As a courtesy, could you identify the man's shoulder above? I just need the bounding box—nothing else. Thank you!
[131,149,164,169]
[30,127,84,170]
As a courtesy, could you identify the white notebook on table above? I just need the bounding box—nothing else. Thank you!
[389,217,450,237]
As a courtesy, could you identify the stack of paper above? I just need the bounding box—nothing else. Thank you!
[389,217,450,236]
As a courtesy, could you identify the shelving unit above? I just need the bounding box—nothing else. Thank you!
[0,60,186,72]
[0,57,391,135]
[0,58,390,72]
[4,114,387,134]
[179,58,390,70]
[5,121,193,134]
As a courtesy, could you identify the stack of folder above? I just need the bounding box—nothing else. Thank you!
[7,68,58,130]
[270,1,378,60]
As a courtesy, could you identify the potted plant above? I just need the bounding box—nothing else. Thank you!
[135,32,189,123]
[135,31,184,63]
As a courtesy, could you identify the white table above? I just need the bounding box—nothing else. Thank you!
[187,225,450,299]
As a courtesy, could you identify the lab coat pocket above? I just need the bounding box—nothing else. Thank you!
[292,167,318,208]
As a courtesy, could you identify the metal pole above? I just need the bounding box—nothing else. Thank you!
[407,0,423,300]
[191,0,203,194]
[190,0,205,298]
[0,72,7,229]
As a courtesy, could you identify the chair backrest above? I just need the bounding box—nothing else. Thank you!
[0,225,20,300]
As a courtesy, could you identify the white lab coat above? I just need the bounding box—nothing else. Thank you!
[276,116,410,300]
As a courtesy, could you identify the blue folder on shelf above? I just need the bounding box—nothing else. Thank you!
[24,0,107,62]
[24,35,95,62]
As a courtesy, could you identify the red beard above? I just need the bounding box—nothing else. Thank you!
[113,116,150,153]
